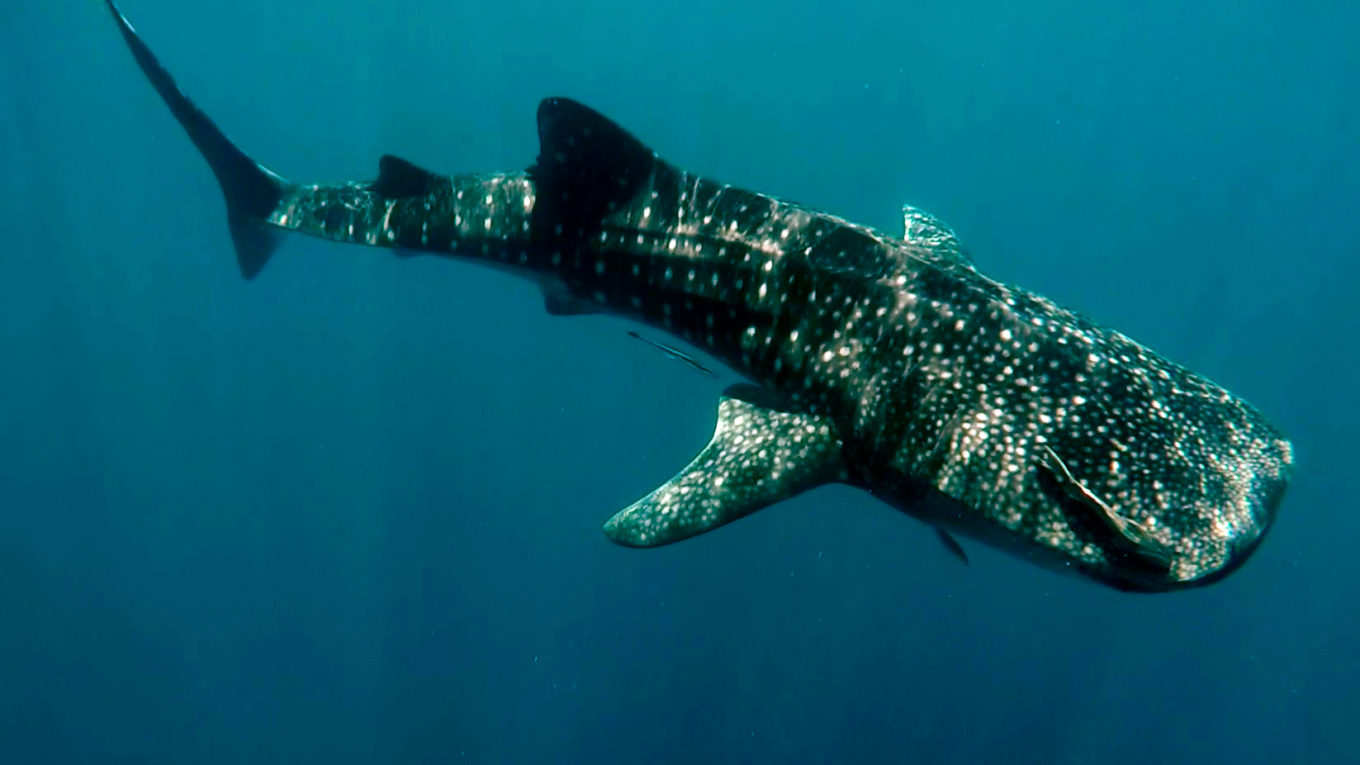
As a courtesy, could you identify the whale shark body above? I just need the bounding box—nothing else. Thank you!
[107,1,1292,591]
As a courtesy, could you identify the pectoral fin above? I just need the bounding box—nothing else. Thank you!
[901,204,971,268]
[604,386,847,547]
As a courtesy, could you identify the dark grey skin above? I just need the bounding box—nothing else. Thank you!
[109,1,1291,591]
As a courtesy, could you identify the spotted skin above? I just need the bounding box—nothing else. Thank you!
[605,388,847,547]
[108,1,1292,591]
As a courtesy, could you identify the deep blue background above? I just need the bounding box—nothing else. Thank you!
[2,1,1356,761]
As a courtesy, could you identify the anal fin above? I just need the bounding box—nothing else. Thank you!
[541,283,601,316]
[604,386,846,547]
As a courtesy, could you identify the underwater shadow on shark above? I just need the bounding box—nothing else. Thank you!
[105,1,1292,592]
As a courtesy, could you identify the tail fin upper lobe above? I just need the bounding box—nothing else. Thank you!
[106,1,288,279]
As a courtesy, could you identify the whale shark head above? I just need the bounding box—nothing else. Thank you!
[1033,365,1293,591]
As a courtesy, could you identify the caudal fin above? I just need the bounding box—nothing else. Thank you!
[106,1,288,279]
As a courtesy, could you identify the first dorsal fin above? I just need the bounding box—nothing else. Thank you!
[369,154,438,198]
[529,98,658,239]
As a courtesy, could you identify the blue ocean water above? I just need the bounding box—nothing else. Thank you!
[2,0,1356,761]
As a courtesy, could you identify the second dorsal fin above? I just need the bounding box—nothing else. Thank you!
[369,154,438,197]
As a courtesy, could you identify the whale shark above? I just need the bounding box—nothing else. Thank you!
[106,1,1292,591]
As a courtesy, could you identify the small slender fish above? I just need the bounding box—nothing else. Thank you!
[627,331,718,378]
[934,527,969,566]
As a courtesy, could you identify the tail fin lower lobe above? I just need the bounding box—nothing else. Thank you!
[106,1,288,279]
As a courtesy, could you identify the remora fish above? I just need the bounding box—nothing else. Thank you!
[107,1,1292,591]
[627,331,719,377]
